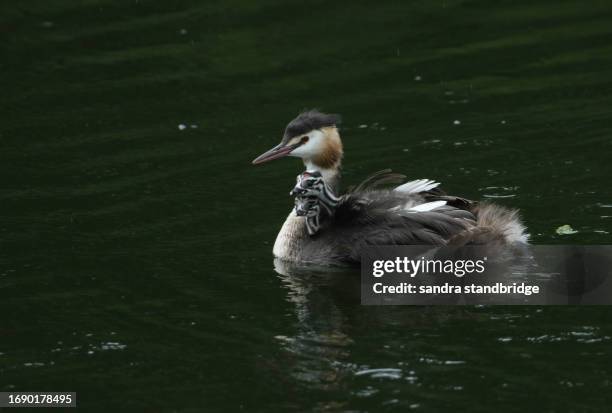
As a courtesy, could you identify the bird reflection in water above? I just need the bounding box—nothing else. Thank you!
[273,258,357,388]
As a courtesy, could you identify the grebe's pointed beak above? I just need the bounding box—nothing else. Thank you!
[252,142,298,165]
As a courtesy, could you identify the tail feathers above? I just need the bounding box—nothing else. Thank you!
[472,203,529,244]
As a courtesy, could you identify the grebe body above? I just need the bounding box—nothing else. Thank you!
[253,111,528,265]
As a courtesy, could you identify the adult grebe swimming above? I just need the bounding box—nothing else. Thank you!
[253,110,528,264]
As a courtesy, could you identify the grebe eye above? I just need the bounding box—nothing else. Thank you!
[301,136,309,143]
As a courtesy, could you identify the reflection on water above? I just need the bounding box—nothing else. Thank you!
[2,0,612,410]
[272,251,612,410]
[274,258,355,389]
[272,258,484,410]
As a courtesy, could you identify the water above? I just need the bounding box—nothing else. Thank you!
[2,0,612,411]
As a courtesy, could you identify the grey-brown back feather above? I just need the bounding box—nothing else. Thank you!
[292,170,527,264]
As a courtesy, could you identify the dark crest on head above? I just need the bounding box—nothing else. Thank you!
[283,110,341,141]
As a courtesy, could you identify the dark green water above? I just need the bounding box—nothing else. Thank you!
[2,0,612,411]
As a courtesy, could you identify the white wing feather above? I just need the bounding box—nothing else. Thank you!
[407,200,447,212]
[394,179,440,194]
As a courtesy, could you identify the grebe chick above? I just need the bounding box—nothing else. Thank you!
[253,110,529,265]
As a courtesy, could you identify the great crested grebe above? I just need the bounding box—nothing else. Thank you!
[253,110,529,264]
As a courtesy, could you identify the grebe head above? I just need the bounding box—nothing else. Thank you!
[252,110,343,171]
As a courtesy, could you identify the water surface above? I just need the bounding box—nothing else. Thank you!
[2,0,612,411]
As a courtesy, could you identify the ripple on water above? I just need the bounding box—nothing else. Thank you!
[418,357,466,365]
[23,362,46,367]
[480,186,518,198]
[99,342,127,351]
[355,368,403,380]
[524,328,610,344]
[354,386,379,398]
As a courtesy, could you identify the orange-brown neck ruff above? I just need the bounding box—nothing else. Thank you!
[310,127,343,170]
